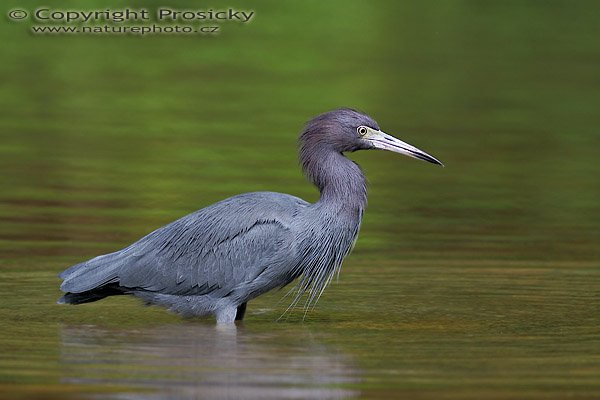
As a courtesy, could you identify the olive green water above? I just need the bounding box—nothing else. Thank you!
[1,1,599,399]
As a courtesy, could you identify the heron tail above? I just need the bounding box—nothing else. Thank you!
[58,250,129,302]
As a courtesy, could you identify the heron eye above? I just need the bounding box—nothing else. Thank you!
[357,126,368,136]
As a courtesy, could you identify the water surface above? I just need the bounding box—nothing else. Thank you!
[1,1,599,399]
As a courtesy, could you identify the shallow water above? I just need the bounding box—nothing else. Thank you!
[1,1,599,399]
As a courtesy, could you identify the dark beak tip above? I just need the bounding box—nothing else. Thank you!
[424,154,444,167]
[414,152,444,167]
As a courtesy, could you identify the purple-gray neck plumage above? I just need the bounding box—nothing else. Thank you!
[284,110,373,315]
[299,135,368,213]
[287,138,367,314]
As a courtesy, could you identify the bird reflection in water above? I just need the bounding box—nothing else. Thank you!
[60,323,360,399]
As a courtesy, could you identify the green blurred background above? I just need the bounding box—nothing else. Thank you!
[1,1,599,399]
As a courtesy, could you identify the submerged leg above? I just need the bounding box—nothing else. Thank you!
[215,305,237,324]
[235,302,247,321]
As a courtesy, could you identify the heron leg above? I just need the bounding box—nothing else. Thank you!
[215,305,237,324]
[235,302,247,321]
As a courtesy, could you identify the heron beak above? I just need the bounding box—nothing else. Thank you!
[364,128,443,166]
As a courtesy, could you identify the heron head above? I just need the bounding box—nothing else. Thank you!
[301,108,443,166]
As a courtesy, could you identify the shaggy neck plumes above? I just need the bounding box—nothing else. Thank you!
[286,132,368,317]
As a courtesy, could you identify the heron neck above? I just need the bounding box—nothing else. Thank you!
[301,147,367,212]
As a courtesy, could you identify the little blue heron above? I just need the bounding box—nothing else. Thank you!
[58,108,442,324]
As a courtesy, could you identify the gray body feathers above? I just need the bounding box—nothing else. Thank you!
[59,188,364,322]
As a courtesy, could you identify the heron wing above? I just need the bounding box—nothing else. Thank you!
[116,192,306,296]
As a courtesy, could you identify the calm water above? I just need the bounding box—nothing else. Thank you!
[1,1,599,399]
